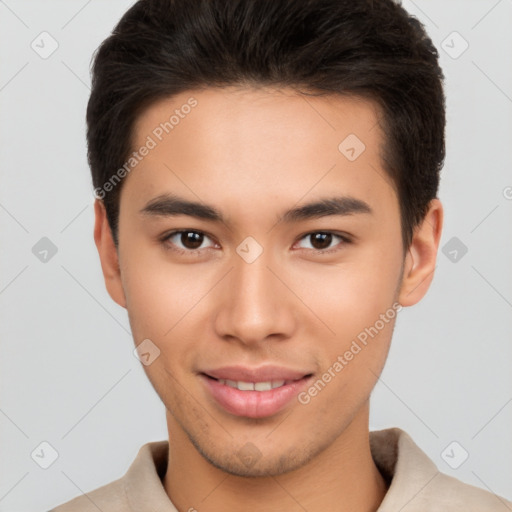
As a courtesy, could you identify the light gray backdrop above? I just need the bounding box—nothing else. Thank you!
[1,0,511,510]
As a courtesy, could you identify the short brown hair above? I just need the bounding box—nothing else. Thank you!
[87,0,445,248]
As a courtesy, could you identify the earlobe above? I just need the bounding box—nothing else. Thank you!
[398,199,443,307]
[93,200,127,309]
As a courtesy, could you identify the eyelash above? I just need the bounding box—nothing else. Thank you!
[159,229,352,255]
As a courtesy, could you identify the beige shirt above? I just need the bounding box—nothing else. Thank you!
[49,428,511,511]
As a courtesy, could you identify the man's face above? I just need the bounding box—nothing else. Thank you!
[114,87,406,476]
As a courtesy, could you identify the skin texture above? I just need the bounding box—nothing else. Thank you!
[94,87,443,512]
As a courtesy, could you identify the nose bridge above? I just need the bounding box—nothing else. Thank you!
[234,251,276,306]
[214,245,295,344]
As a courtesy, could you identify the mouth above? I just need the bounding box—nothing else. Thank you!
[200,368,313,418]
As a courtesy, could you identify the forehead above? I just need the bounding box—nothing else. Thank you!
[132,86,384,156]
[123,86,396,221]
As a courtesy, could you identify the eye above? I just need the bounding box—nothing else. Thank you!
[295,231,350,252]
[162,230,217,253]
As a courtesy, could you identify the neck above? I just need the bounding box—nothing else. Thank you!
[163,403,387,512]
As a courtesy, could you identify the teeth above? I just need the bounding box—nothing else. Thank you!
[254,381,272,391]
[217,379,287,391]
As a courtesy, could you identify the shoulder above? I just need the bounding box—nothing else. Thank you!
[48,440,170,512]
[426,471,512,510]
[48,477,128,512]
[371,428,512,511]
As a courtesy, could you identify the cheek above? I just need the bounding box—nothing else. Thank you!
[287,244,402,405]
[120,248,216,341]
[299,271,399,416]
[291,250,402,338]
[122,261,214,394]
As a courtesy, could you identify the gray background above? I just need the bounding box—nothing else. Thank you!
[0,0,511,510]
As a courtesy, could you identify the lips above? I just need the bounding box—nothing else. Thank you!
[200,365,313,418]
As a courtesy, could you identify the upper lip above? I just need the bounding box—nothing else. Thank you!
[202,365,311,382]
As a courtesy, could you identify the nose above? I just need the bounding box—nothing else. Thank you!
[213,251,297,347]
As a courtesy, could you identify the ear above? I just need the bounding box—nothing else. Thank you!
[398,199,443,307]
[93,200,127,308]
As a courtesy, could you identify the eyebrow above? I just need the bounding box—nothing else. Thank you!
[140,193,372,224]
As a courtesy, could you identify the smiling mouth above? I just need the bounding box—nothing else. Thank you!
[200,372,314,418]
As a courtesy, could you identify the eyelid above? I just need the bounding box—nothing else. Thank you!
[160,229,219,253]
[293,230,352,252]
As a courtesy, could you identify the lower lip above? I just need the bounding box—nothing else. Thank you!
[200,374,312,418]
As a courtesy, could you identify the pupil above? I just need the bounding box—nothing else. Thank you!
[182,231,203,249]
[311,233,331,249]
